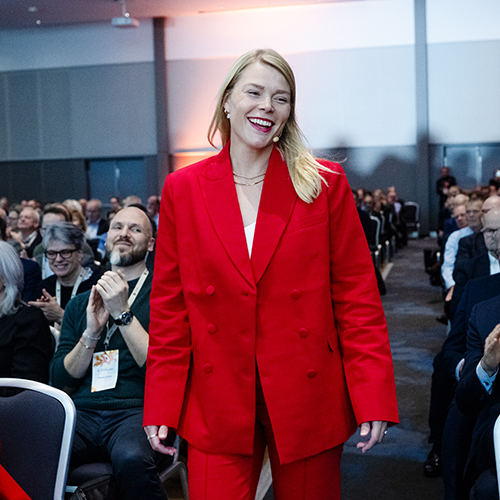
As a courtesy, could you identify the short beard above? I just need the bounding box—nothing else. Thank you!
[108,247,148,267]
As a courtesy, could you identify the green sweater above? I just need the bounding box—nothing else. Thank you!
[50,272,152,410]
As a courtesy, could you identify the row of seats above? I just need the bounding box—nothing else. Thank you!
[0,378,189,500]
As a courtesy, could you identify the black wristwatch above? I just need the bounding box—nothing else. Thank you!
[114,310,134,326]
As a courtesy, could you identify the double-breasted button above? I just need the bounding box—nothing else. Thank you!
[206,285,215,295]
[299,328,309,338]
[203,363,213,373]
[291,289,302,300]
[207,324,217,334]
[307,369,317,378]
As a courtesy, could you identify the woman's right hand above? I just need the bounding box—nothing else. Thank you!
[144,425,177,455]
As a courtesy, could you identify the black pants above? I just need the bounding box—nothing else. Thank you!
[71,407,170,500]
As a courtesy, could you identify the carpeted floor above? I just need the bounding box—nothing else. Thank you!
[166,238,447,499]
[340,237,445,500]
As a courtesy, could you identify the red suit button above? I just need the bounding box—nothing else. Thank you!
[207,324,217,334]
[206,286,215,295]
[203,363,213,373]
[299,328,309,338]
[291,289,302,299]
[307,369,317,378]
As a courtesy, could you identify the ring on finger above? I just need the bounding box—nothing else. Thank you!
[147,434,158,440]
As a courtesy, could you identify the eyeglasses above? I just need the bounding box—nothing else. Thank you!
[45,248,78,260]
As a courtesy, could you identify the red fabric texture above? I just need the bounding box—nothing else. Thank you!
[144,144,399,464]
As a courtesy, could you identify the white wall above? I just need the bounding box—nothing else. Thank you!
[0,21,154,71]
[165,0,416,152]
[427,0,500,144]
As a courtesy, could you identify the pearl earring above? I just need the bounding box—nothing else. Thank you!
[226,112,230,119]
[273,136,280,143]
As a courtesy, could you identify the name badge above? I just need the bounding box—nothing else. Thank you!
[91,350,119,392]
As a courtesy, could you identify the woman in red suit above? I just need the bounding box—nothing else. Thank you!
[144,49,398,499]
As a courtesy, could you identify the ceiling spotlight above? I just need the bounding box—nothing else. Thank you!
[111,0,139,28]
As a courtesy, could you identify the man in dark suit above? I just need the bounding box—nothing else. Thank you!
[85,199,109,240]
[450,207,500,318]
[85,199,109,261]
[424,272,500,490]
[455,194,500,264]
[455,294,500,499]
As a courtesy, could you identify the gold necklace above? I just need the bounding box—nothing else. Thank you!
[232,171,266,180]
[233,178,265,186]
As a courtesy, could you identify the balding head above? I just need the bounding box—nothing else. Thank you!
[482,195,500,215]
[483,209,500,256]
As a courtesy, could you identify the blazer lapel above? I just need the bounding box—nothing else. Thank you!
[199,146,255,286]
[251,147,297,284]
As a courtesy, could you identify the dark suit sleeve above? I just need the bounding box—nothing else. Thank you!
[11,307,54,384]
[451,258,470,319]
[21,259,42,303]
[455,237,471,264]
[455,305,491,416]
[441,285,470,377]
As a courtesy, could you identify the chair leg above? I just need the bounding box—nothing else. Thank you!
[179,464,189,500]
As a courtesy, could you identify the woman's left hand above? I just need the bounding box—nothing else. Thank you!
[356,420,388,453]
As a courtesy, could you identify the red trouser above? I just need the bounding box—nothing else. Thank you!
[187,381,343,500]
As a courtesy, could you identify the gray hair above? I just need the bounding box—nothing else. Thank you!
[42,222,85,250]
[0,241,24,317]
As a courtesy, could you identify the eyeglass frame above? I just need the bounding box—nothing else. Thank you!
[44,248,79,261]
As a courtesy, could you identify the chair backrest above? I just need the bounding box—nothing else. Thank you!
[0,378,76,500]
[493,414,500,499]
[369,215,381,248]
[404,202,420,223]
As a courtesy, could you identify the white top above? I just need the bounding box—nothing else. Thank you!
[489,251,500,275]
[244,222,256,257]
[441,226,473,290]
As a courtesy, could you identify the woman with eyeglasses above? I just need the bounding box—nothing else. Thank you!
[29,222,103,328]
[0,240,53,388]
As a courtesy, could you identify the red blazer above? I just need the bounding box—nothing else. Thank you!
[144,144,398,464]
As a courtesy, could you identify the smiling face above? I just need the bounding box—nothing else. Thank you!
[224,62,291,156]
[106,207,155,267]
[46,240,82,281]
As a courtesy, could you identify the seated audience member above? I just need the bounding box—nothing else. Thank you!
[123,195,142,207]
[85,199,109,262]
[69,208,88,233]
[34,205,95,279]
[15,206,42,258]
[109,196,121,218]
[85,199,108,240]
[456,195,500,264]
[454,293,500,500]
[387,187,407,248]
[451,208,500,317]
[441,199,483,311]
[442,194,470,249]
[63,199,84,215]
[0,241,53,392]
[438,186,461,241]
[147,195,160,228]
[425,269,500,491]
[0,217,42,302]
[50,206,170,500]
[78,198,88,214]
[29,222,103,329]
[6,207,20,240]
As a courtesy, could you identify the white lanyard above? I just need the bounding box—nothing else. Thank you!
[103,268,149,349]
[55,268,87,306]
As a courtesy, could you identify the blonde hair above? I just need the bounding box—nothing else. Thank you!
[208,49,331,204]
